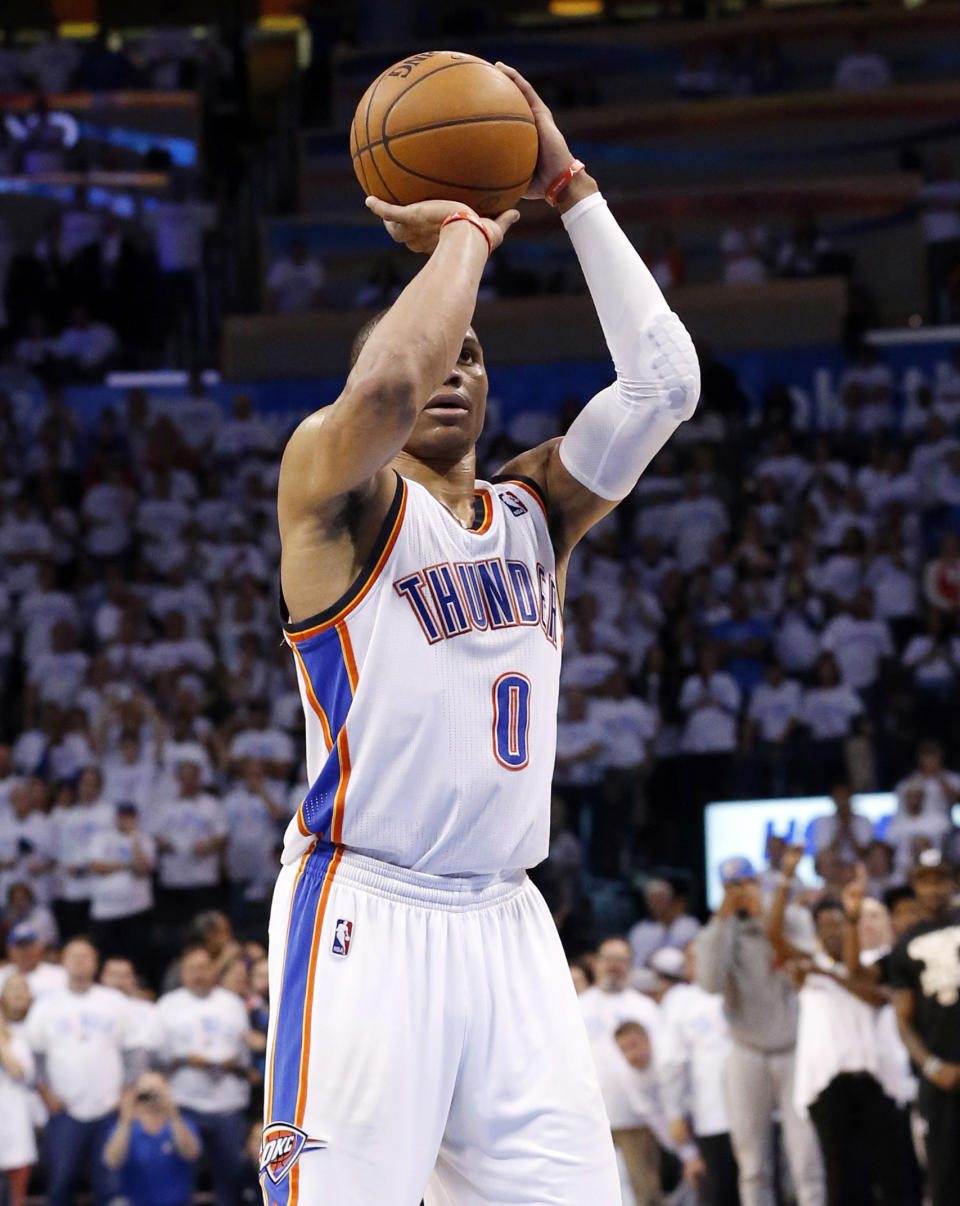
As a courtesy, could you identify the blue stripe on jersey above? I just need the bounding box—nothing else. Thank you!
[297,632,354,838]
[262,846,338,1206]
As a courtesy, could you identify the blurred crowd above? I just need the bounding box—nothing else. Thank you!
[0,324,960,1198]
[571,842,959,1206]
[0,29,223,102]
[0,181,216,375]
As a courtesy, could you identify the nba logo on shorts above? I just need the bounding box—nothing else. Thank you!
[332,919,353,957]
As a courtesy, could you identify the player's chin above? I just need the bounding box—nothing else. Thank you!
[406,416,478,457]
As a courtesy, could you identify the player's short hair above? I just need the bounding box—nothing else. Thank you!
[614,1020,648,1041]
[350,308,392,369]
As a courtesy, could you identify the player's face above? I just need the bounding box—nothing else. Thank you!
[403,330,487,462]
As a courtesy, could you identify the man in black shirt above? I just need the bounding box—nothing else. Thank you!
[889,851,960,1206]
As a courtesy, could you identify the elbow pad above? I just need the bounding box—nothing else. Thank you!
[558,310,700,501]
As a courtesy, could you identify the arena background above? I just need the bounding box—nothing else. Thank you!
[0,0,959,1203]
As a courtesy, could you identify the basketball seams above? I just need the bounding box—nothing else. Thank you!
[351,52,535,210]
[362,67,400,203]
[351,112,535,159]
[380,130,534,193]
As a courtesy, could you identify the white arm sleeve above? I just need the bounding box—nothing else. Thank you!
[558,192,700,501]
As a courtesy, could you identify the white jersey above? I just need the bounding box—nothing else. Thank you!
[281,473,562,875]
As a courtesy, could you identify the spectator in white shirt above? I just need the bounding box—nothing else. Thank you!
[720,218,768,285]
[222,760,284,934]
[88,802,156,963]
[52,308,119,380]
[743,657,803,796]
[655,942,739,1205]
[555,687,606,804]
[265,240,325,314]
[832,30,892,92]
[151,761,227,936]
[810,781,874,867]
[588,670,658,877]
[885,779,951,880]
[800,652,865,793]
[894,738,960,818]
[28,937,144,1206]
[156,946,250,1206]
[50,764,113,942]
[1,882,58,952]
[227,700,294,781]
[819,590,893,695]
[99,958,159,1056]
[580,938,664,1200]
[0,970,37,1206]
[0,924,67,1000]
[679,644,741,807]
[901,608,960,743]
[627,879,701,972]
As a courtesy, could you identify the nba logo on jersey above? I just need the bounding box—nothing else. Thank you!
[332,919,353,957]
[501,490,528,517]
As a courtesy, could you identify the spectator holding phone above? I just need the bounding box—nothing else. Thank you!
[102,1071,200,1206]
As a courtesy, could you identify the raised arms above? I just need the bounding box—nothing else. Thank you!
[278,201,517,622]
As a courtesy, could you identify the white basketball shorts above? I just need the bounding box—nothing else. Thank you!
[260,842,621,1206]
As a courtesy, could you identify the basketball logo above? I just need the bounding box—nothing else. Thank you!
[332,919,353,957]
[259,1123,327,1184]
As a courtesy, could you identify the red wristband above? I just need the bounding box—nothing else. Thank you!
[439,210,492,257]
[545,158,586,207]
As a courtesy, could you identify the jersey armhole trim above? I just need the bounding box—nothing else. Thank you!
[282,473,407,641]
[490,474,548,521]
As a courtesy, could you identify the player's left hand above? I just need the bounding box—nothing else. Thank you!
[494,62,576,201]
[366,196,519,255]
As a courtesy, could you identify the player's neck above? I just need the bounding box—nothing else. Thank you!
[393,450,478,526]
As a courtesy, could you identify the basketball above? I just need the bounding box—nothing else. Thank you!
[350,51,539,217]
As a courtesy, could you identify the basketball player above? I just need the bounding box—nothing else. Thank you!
[262,64,700,1206]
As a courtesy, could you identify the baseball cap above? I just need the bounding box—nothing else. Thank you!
[911,849,950,877]
[8,924,37,946]
[649,947,687,981]
[719,856,757,884]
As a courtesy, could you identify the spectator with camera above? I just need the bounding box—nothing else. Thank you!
[102,1071,201,1206]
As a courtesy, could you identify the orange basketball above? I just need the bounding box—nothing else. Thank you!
[350,51,538,217]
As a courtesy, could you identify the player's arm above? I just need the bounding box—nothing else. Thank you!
[278,202,518,526]
[494,65,699,561]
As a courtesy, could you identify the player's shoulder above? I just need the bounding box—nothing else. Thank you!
[489,473,549,522]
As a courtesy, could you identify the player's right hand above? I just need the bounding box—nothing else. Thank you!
[365,197,519,255]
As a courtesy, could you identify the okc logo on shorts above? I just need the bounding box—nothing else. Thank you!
[332,919,353,957]
[259,1123,326,1184]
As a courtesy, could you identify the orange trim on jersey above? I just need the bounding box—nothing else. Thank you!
[289,847,342,1205]
[498,478,548,523]
[330,623,357,845]
[330,728,351,845]
[336,622,359,692]
[286,482,407,643]
[290,642,334,753]
[264,849,312,1123]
